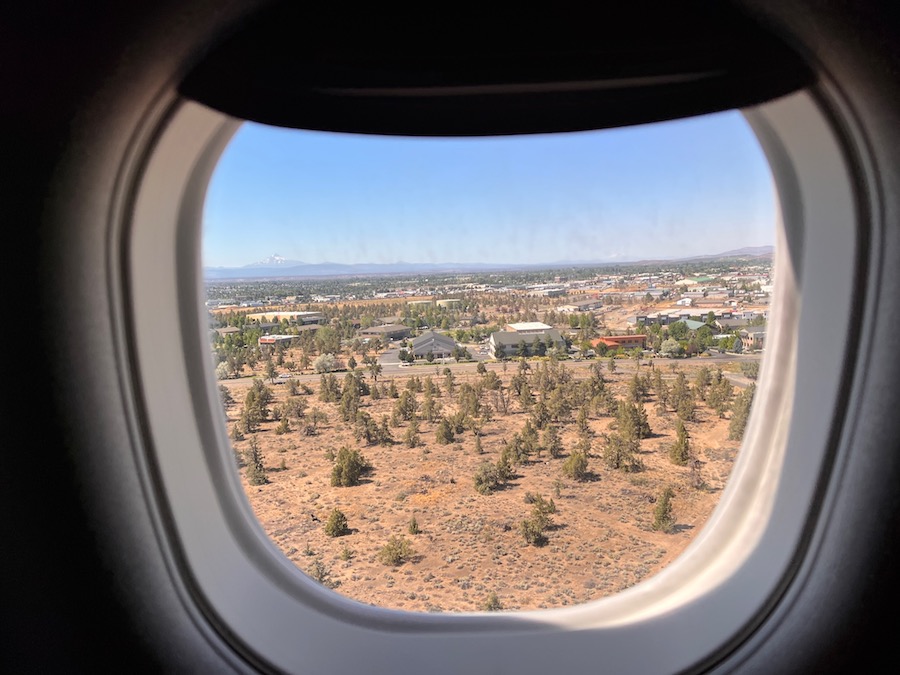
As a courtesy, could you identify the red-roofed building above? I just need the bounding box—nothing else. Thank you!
[592,335,646,351]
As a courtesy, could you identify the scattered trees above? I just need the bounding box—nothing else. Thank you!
[728,383,756,440]
[740,361,760,380]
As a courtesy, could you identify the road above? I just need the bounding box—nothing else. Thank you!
[223,349,762,390]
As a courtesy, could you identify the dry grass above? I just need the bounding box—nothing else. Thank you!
[222,354,743,613]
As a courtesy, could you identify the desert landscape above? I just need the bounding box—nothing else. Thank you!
[221,354,749,613]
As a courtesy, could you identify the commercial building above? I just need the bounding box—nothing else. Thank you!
[591,334,647,351]
[410,331,458,360]
[490,327,565,357]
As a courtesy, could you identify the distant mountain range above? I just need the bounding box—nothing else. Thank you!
[244,254,306,267]
[680,245,774,261]
[203,246,773,280]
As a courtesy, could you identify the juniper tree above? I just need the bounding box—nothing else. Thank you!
[244,436,268,485]
[670,419,691,466]
[653,486,676,533]
[562,448,589,481]
[601,433,638,472]
[543,424,563,459]
[330,447,369,487]
[403,418,421,448]
[307,557,338,588]
[378,535,415,566]
[473,461,502,494]
[324,508,349,537]
[435,417,454,444]
[729,383,756,440]
[275,415,291,435]
[482,592,502,611]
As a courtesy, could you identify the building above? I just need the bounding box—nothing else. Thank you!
[739,326,767,351]
[505,321,553,334]
[246,310,325,325]
[716,318,752,331]
[359,324,411,341]
[410,331,458,360]
[490,328,565,357]
[526,287,566,298]
[591,334,647,352]
[258,334,294,346]
[558,297,602,313]
[670,319,707,331]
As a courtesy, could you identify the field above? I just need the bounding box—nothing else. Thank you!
[221,355,744,613]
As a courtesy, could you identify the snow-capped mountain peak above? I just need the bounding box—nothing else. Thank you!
[244,254,305,267]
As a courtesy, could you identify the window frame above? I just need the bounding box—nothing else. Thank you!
[123,89,865,673]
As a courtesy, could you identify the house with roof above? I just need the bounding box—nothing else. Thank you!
[490,328,565,357]
[715,317,752,331]
[670,318,708,332]
[410,331,458,360]
[359,324,411,341]
[558,297,602,313]
[591,334,647,352]
[739,325,767,351]
[246,310,325,325]
[505,321,554,334]
[258,334,294,346]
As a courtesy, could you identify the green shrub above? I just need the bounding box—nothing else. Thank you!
[473,462,502,495]
[330,447,369,487]
[669,419,691,466]
[435,418,454,444]
[562,449,589,481]
[482,592,502,611]
[378,535,415,566]
[652,486,675,533]
[244,436,268,486]
[520,518,547,546]
[307,557,338,589]
[275,416,291,435]
[324,508,349,537]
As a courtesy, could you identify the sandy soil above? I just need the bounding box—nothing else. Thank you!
[221,356,742,614]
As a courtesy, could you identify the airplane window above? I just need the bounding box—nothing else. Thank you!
[202,111,776,612]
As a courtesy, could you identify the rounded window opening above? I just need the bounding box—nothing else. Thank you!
[203,111,775,613]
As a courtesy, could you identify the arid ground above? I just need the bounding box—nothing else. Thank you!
[221,354,746,613]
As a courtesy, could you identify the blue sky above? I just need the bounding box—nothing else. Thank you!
[202,111,776,268]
